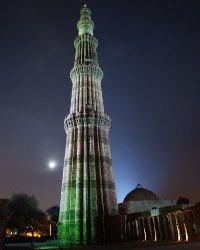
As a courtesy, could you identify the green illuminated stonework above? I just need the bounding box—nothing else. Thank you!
[58,7,120,245]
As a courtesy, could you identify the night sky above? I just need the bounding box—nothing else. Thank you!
[1,0,200,210]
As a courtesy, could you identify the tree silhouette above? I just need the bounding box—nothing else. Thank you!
[7,193,48,236]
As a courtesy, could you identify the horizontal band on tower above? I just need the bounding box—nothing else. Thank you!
[59,209,118,221]
[61,179,116,191]
[64,112,111,130]
[64,155,112,166]
[70,65,103,81]
[66,134,109,144]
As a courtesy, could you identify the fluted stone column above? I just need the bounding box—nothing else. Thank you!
[58,6,119,245]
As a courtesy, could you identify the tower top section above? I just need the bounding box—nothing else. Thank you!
[77,6,94,36]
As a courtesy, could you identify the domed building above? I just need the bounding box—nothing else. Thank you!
[122,184,176,214]
[119,184,199,242]
[124,184,159,202]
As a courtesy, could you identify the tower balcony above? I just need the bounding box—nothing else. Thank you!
[64,112,111,132]
[70,65,103,81]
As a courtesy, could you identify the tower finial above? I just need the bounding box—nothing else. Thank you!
[77,6,94,36]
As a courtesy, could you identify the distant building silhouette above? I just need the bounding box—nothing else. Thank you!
[0,199,9,250]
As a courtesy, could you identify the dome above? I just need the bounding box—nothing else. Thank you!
[123,184,159,203]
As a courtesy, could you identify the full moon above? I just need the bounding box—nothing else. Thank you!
[49,161,56,169]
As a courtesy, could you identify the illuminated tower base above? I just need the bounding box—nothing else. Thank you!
[58,6,120,245]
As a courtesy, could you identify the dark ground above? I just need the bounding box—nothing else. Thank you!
[4,239,200,250]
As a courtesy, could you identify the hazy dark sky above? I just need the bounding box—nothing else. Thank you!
[1,0,200,210]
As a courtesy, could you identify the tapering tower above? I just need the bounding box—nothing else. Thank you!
[58,6,119,245]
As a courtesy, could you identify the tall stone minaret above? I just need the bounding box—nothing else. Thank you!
[58,6,119,245]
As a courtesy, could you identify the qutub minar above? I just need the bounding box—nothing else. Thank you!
[58,6,120,245]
